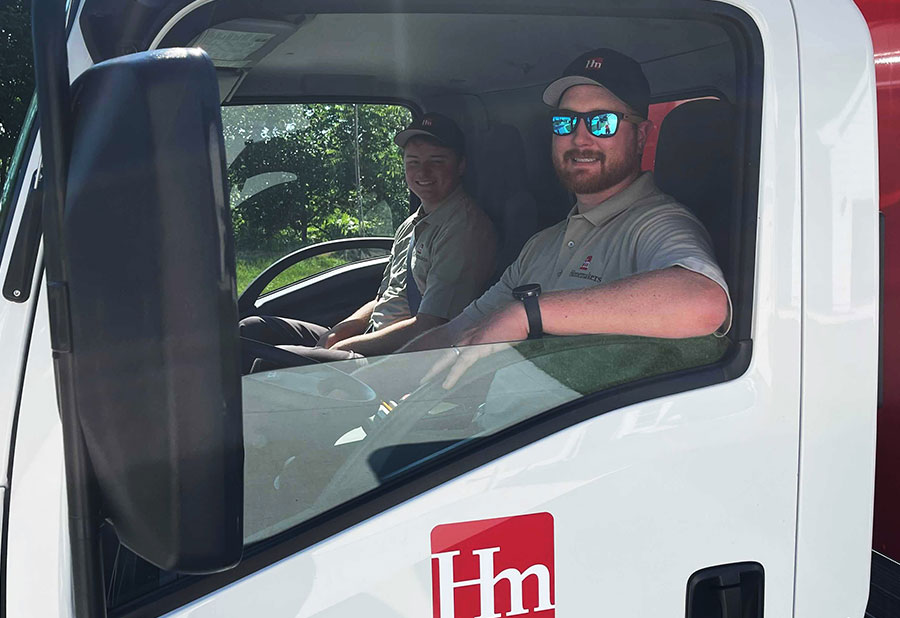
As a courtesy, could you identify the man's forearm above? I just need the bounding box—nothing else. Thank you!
[476,267,728,344]
[398,319,462,353]
[539,267,727,338]
[319,299,378,348]
[332,312,447,357]
[346,299,377,323]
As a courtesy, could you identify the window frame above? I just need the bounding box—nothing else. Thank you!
[255,244,394,298]
[109,3,763,616]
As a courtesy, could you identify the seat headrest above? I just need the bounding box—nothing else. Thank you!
[467,123,540,281]
[473,124,529,202]
[655,99,735,212]
[654,99,736,271]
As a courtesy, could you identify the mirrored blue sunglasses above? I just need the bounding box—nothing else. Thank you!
[550,109,644,138]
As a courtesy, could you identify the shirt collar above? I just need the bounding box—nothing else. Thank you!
[569,172,658,228]
[415,184,467,227]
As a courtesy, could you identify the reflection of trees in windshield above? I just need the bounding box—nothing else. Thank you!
[223,104,412,252]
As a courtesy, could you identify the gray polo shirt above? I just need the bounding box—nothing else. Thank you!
[370,186,496,329]
[460,172,732,335]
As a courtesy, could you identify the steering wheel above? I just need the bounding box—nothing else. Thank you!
[237,237,394,319]
[308,341,563,510]
[310,364,488,511]
[245,346,523,526]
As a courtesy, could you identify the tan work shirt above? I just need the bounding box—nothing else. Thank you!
[461,172,732,335]
[370,186,496,329]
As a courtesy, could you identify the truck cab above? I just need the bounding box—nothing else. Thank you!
[0,0,889,616]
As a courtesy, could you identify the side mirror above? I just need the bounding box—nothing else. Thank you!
[64,49,243,572]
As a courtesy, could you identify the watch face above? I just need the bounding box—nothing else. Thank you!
[513,283,541,299]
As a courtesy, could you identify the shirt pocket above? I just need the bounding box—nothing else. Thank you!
[410,240,431,287]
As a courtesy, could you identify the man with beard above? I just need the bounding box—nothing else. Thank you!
[400,48,730,383]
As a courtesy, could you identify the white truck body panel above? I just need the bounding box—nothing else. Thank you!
[6,283,73,618]
[793,0,880,615]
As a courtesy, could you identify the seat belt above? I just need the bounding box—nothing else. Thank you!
[406,232,422,316]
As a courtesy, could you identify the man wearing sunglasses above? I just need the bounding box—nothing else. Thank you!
[241,112,496,369]
[402,48,731,387]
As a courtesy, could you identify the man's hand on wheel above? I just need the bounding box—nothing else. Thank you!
[421,303,528,389]
[318,319,367,349]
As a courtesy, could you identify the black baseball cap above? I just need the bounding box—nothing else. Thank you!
[394,112,466,156]
[542,48,651,118]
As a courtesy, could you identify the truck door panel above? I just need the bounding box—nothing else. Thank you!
[165,361,800,617]
[80,0,794,616]
[146,0,796,613]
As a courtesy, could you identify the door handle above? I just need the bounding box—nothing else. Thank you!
[686,562,764,618]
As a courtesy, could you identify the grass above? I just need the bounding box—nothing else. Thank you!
[236,251,348,295]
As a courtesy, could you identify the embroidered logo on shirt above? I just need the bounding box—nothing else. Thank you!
[570,254,600,282]
[569,270,602,283]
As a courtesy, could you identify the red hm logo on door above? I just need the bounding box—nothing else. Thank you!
[431,513,555,618]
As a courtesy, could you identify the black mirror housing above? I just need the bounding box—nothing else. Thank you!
[64,48,243,573]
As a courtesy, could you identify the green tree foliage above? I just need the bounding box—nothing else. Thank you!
[0,0,34,188]
[223,103,412,253]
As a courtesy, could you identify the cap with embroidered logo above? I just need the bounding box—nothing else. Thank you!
[542,48,650,118]
[394,112,466,156]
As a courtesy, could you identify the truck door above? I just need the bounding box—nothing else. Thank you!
[6,0,880,617]
[91,0,802,616]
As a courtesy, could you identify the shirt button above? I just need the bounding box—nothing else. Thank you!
[567,241,575,248]
[557,271,563,276]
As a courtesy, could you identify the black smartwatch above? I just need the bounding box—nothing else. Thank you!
[512,283,542,340]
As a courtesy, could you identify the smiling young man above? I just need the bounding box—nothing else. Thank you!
[402,49,731,385]
[240,112,496,366]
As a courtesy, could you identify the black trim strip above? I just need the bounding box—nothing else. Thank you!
[33,0,108,615]
[721,7,764,344]
[2,173,43,303]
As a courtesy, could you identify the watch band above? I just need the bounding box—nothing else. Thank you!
[512,283,543,339]
[522,294,542,339]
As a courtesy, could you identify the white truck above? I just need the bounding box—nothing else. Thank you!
[0,0,891,616]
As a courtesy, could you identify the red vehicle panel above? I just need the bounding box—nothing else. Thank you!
[856,0,900,560]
